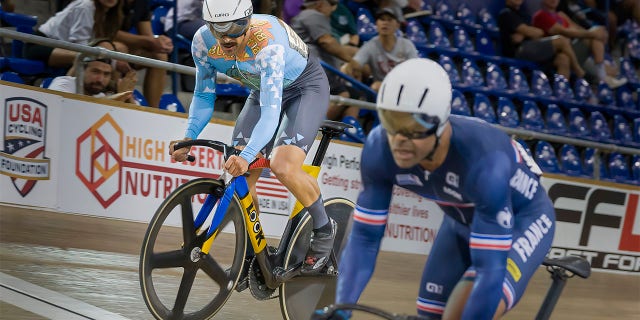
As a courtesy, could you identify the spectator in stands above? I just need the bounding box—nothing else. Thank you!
[164,0,205,41]
[343,8,418,92]
[331,1,361,49]
[498,0,586,80]
[115,0,173,109]
[532,0,627,88]
[48,39,136,102]
[291,0,363,136]
[24,0,124,69]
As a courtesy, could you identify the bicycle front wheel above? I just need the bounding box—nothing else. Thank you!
[279,197,355,320]
[140,178,247,320]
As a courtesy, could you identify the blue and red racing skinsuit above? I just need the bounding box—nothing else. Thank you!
[337,115,556,319]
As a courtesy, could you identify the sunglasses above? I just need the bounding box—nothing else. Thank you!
[207,17,250,39]
[379,111,440,139]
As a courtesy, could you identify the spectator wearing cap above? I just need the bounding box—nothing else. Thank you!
[290,0,364,134]
[48,40,137,103]
[343,8,418,92]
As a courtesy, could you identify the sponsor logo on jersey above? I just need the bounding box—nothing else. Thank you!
[497,207,513,229]
[506,257,521,282]
[510,168,539,200]
[513,213,553,262]
[445,172,459,188]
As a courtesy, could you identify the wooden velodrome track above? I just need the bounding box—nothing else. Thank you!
[1,204,638,320]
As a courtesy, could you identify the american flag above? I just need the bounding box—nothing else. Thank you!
[256,169,289,199]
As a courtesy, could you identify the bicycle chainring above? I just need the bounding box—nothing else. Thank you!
[248,256,278,300]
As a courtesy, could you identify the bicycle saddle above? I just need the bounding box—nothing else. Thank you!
[542,256,592,279]
[322,120,354,133]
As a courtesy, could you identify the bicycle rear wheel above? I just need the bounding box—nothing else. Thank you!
[140,178,247,320]
[279,197,355,320]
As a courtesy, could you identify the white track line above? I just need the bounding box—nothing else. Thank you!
[0,272,131,320]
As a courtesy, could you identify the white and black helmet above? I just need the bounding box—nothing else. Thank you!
[203,0,253,38]
[377,58,452,137]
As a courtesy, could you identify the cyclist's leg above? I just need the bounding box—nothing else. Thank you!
[271,58,332,271]
[417,215,471,319]
[443,196,555,319]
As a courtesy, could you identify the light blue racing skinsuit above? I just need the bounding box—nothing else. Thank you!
[337,116,556,319]
[185,14,327,163]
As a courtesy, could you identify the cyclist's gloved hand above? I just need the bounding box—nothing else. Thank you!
[311,307,350,320]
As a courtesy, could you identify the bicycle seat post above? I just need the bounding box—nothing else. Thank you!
[311,120,354,166]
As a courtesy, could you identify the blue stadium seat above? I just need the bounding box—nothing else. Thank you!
[453,26,474,53]
[616,85,635,110]
[559,144,583,177]
[632,155,640,182]
[485,62,508,91]
[132,89,149,107]
[216,83,251,97]
[40,77,53,88]
[531,70,553,97]
[552,73,574,100]
[159,93,186,113]
[497,96,519,127]
[439,54,460,84]
[619,57,639,85]
[477,8,499,33]
[613,114,634,146]
[521,100,544,131]
[428,20,451,48]
[634,118,640,143]
[434,0,455,21]
[150,5,169,35]
[406,19,428,46]
[472,93,496,123]
[583,148,608,179]
[608,153,631,183]
[357,7,377,42]
[568,107,590,138]
[596,81,615,106]
[451,89,471,116]
[0,71,24,84]
[508,66,530,95]
[573,78,593,103]
[535,140,560,173]
[589,111,612,142]
[340,115,366,143]
[456,2,476,27]
[461,58,484,87]
[475,29,496,56]
[545,103,568,135]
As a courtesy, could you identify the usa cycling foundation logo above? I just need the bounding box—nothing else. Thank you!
[0,97,50,197]
[76,114,123,208]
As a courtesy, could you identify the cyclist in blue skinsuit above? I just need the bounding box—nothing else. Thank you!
[169,0,337,275]
[332,58,556,319]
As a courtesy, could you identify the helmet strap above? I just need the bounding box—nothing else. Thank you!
[424,134,440,161]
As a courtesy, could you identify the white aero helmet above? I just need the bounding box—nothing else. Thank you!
[377,58,452,137]
[203,0,253,38]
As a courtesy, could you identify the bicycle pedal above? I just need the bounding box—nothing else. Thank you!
[235,276,249,292]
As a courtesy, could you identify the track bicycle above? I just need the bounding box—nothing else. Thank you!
[140,120,356,320]
[312,255,592,320]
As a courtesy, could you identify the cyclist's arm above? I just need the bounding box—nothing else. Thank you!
[462,152,513,319]
[238,44,285,164]
[336,138,394,305]
[185,32,218,139]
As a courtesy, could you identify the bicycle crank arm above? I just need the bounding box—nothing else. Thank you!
[274,263,303,283]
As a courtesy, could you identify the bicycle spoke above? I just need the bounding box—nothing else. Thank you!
[172,265,198,317]
[200,254,229,286]
[150,250,188,269]
[181,198,196,244]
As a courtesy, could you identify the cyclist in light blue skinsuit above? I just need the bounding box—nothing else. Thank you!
[169,0,337,275]
[332,58,556,319]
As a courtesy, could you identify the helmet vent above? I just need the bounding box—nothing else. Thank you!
[396,84,404,106]
[418,88,429,108]
[232,0,242,15]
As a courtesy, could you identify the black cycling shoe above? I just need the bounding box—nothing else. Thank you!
[301,219,337,273]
